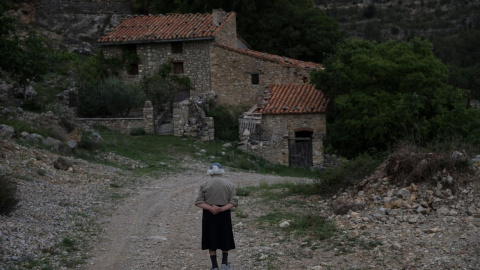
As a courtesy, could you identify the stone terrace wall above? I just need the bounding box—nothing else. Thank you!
[76,117,144,134]
[173,100,214,141]
[34,0,132,15]
[210,45,315,106]
[76,102,154,134]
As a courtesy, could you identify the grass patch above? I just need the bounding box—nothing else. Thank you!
[91,126,319,178]
[109,182,122,188]
[237,181,318,200]
[258,212,336,240]
[233,207,248,218]
[0,119,50,138]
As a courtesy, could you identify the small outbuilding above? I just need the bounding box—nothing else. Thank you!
[239,84,329,167]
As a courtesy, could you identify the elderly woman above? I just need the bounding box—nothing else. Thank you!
[195,163,238,270]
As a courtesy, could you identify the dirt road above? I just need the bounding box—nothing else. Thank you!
[84,162,310,270]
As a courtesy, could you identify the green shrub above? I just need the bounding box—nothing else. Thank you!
[316,153,383,195]
[203,103,249,141]
[77,131,102,150]
[0,176,19,215]
[130,127,146,136]
[21,98,43,112]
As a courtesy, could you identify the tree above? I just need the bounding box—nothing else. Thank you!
[8,32,51,99]
[98,78,146,117]
[311,38,478,157]
[0,4,50,99]
[433,29,480,102]
[141,62,191,116]
[75,52,124,117]
[0,2,18,71]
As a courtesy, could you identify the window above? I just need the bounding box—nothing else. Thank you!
[124,45,139,75]
[251,74,259,85]
[128,64,139,75]
[171,42,183,53]
[173,62,184,74]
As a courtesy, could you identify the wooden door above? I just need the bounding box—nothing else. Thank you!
[289,137,312,168]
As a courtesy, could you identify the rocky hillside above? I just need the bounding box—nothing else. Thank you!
[316,0,479,42]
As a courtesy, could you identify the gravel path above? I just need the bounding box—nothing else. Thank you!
[84,161,311,270]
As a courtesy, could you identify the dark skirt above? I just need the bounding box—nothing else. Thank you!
[201,208,236,251]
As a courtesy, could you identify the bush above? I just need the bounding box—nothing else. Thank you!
[316,153,383,195]
[77,131,102,150]
[0,176,19,215]
[385,144,470,186]
[203,103,249,141]
[78,77,145,117]
[130,127,146,136]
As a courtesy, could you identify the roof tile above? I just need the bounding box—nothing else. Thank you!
[256,84,329,115]
[98,12,235,44]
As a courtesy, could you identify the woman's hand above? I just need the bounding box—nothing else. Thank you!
[210,205,221,215]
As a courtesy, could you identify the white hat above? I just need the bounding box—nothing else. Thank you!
[207,163,225,176]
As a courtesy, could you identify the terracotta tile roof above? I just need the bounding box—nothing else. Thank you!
[256,84,329,115]
[214,43,322,70]
[98,12,235,44]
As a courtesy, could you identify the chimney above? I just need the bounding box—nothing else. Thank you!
[212,9,227,26]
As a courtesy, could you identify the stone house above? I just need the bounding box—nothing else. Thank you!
[239,84,329,167]
[97,9,321,106]
[97,9,329,165]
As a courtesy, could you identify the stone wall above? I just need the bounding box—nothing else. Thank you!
[244,136,290,166]
[34,0,132,15]
[100,40,212,95]
[173,100,214,141]
[76,117,144,134]
[76,101,154,134]
[243,113,326,166]
[210,45,314,106]
[212,10,237,48]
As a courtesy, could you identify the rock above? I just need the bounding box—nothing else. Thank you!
[349,211,361,218]
[279,220,291,228]
[449,209,458,216]
[467,205,477,215]
[53,156,73,171]
[300,247,313,258]
[437,207,450,216]
[222,143,232,147]
[0,124,15,139]
[67,140,77,149]
[397,188,411,199]
[416,206,427,214]
[408,215,419,224]
[348,230,360,239]
[43,137,63,151]
[91,132,103,142]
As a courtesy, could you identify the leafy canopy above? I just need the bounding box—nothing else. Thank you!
[311,38,480,157]
[0,4,50,98]
[141,62,191,115]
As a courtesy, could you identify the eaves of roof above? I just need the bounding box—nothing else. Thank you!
[214,43,323,71]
